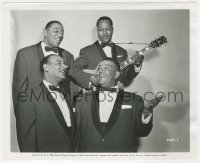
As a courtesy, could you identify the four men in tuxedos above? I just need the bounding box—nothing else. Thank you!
[12,21,75,116]
[13,18,161,152]
[75,58,162,152]
[69,16,144,89]
[16,54,76,152]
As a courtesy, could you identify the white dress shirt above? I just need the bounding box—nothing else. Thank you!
[98,86,152,124]
[99,88,118,123]
[41,42,58,57]
[102,45,112,58]
[98,40,112,58]
[43,80,71,127]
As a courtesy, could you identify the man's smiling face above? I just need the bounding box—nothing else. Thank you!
[97,60,119,88]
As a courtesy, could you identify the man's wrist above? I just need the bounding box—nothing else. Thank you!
[134,63,142,72]
[141,112,152,124]
[143,108,152,119]
[90,74,99,86]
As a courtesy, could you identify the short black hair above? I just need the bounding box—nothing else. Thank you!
[40,54,56,75]
[45,21,63,30]
[96,16,113,27]
[103,58,120,72]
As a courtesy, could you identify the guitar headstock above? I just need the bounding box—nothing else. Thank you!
[149,36,167,49]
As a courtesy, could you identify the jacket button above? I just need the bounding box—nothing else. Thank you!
[101,138,105,142]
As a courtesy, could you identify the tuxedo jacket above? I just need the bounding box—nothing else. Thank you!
[76,90,153,152]
[12,42,75,115]
[69,41,139,89]
[16,82,76,152]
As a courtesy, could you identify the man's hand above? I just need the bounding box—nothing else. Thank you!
[83,69,96,75]
[117,81,124,90]
[89,74,99,91]
[83,62,100,75]
[144,95,163,113]
[134,52,144,67]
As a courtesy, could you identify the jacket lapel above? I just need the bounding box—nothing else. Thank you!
[63,94,76,139]
[36,42,63,60]
[94,41,107,60]
[39,82,72,138]
[104,89,123,136]
[57,47,63,58]
[111,44,119,65]
[91,90,124,137]
[36,42,44,62]
[91,91,104,136]
[94,41,119,65]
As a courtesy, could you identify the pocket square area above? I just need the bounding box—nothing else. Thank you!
[121,105,132,109]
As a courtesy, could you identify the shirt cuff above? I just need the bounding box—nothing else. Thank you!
[141,113,152,124]
[134,64,142,73]
[89,82,92,89]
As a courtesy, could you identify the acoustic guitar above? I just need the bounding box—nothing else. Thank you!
[83,36,167,74]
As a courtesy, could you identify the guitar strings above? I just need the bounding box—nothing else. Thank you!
[115,42,149,45]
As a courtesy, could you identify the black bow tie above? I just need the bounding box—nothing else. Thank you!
[98,86,118,93]
[45,46,58,53]
[49,85,65,94]
[100,42,114,48]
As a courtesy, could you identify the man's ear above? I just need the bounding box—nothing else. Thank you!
[43,29,48,37]
[114,71,120,79]
[43,64,48,72]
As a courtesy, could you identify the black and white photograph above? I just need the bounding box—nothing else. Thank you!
[0,0,199,161]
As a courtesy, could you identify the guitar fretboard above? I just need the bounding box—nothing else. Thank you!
[119,36,167,70]
[120,46,151,70]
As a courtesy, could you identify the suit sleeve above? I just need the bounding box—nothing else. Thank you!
[119,50,139,85]
[15,92,37,152]
[134,96,153,137]
[12,50,28,114]
[68,55,81,102]
[122,63,140,80]
[69,48,92,89]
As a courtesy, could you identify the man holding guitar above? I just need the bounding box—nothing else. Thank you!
[69,16,144,90]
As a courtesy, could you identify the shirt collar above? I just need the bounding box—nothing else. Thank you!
[111,85,119,93]
[98,40,113,46]
[100,85,119,93]
[43,80,59,91]
[111,85,118,89]
[41,41,48,49]
[41,41,58,54]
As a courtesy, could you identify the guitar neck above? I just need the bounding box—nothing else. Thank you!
[119,36,167,70]
[120,45,151,70]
